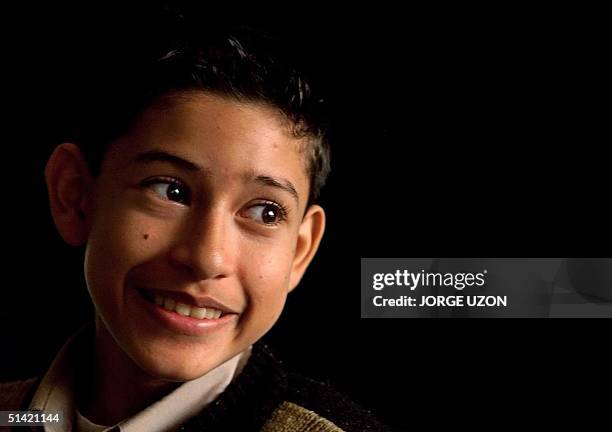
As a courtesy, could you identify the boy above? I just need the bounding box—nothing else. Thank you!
[0,19,386,432]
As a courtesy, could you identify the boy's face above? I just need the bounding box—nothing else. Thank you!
[61,93,324,381]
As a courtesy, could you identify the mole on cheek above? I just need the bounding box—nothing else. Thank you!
[143,234,149,240]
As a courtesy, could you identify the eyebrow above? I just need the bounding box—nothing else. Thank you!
[132,149,300,204]
[133,149,202,172]
[254,175,299,204]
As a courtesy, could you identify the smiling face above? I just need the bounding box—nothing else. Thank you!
[48,92,325,381]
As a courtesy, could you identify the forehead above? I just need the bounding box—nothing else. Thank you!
[105,92,310,203]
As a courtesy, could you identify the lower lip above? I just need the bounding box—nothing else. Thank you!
[137,292,238,336]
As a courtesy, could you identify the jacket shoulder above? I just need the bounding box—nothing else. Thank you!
[0,378,38,410]
[280,373,390,432]
[262,400,344,432]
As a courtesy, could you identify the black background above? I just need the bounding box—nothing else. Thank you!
[1,4,610,431]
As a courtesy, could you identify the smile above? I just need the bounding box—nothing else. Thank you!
[139,290,225,320]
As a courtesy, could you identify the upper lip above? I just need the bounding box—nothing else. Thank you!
[142,288,239,314]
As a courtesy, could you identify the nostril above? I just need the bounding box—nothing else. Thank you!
[168,240,234,281]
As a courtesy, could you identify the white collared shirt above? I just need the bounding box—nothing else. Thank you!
[29,326,251,432]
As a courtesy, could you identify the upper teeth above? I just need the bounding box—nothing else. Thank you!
[154,295,223,320]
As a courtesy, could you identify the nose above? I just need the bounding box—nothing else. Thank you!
[168,207,236,281]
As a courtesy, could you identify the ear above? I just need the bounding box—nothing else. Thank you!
[288,204,326,292]
[44,143,95,246]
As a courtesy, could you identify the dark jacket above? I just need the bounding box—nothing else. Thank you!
[0,343,388,432]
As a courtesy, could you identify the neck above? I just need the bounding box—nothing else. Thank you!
[79,318,179,426]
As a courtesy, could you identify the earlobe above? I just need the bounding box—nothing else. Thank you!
[288,205,326,292]
[45,143,95,246]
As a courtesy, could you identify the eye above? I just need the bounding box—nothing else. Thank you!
[241,201,287,225]
[142,178,190,205]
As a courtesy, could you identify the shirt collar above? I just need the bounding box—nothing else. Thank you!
[29,324,251,432]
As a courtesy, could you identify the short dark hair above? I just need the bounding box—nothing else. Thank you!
[72,22,330,205]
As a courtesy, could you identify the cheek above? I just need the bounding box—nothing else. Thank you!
[84,207,173,306]
[240,244,294,319]
[249,239,294,285]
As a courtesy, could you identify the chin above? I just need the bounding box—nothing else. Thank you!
[136,354,216,382]
[136,355,224,382]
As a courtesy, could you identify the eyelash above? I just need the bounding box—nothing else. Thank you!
[248,200,289,226]
[141,176,191,205]
[139,177,289,226]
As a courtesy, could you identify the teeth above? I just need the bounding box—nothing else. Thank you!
[153,294,223,320]
[190,307,208,319]
[163,298,176,311]
[175,303,191,316]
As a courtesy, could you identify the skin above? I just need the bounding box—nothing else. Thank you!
[45,92,326,425]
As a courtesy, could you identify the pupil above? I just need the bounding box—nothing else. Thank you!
[167,185,184,202]
[262,205,278,223]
